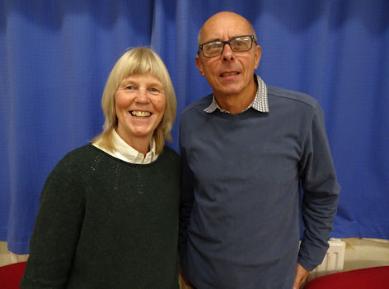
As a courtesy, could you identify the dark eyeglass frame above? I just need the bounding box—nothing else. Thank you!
[198,35,257,58]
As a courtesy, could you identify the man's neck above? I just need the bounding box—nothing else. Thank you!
[214,79,257,115]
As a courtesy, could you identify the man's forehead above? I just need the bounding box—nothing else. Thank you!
[200,27,252,42]
[200,15,253,42]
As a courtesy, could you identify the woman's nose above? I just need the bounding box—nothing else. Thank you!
[135,88,150,103]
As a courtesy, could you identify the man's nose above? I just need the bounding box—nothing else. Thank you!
[221,43,234,61]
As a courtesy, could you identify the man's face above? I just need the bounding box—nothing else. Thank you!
[196,13,261,98]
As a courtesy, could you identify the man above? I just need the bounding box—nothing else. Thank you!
[179,11,340,289]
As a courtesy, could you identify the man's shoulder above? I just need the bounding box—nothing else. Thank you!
[181,94,213,116]
[268,86,320,110]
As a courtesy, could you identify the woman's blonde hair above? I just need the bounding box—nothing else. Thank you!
[93,47,176,154]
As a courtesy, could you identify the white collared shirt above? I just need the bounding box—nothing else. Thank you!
[93,130,158,164]
[204,75,269,114]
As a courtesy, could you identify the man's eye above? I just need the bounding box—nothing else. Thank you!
[234,40,245,47]
[207,42,223,50]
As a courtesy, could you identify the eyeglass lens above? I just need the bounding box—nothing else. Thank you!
[202,36,254,57]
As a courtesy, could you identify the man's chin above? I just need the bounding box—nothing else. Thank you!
[215,86,244,97]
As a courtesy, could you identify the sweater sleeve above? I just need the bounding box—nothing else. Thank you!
[21,155,85,289]
[298,104,340,271]
[178,119,195,274]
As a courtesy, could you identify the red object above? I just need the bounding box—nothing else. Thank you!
[0,262,27,289]
[305,266,389,289]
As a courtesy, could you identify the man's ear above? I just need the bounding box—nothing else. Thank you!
[254,44,262,70]
[195,55,205,76]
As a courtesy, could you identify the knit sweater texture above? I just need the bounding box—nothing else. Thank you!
[22,144,180,289]
[179,86,340,289]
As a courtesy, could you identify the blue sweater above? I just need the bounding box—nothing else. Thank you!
[179,86,340,289]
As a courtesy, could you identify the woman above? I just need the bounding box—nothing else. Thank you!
[22,47,180,289]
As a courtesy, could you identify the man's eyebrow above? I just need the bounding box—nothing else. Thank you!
[201,38,222,44]
[201,35,250,44]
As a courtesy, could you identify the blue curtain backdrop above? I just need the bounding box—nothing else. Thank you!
[0,0,388,253]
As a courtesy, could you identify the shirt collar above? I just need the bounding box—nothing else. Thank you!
[93,130,158,164]
[204,75,269,114]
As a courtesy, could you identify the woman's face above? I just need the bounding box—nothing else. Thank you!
[115,73,166,148]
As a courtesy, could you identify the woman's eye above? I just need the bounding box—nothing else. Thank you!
[126,85,135,90]
[149,87,161,94]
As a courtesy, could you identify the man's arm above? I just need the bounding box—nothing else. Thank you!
[298,104,340,272]
[293,263,310,289]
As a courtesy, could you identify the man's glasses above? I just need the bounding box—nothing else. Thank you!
[198,35,257,58]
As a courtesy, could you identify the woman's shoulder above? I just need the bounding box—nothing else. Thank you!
[156,146,180,172]
[161,146,180,162]
[50,144,102,174]
[59,143,98,162]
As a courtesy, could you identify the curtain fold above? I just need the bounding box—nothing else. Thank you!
[1,0,388,253]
